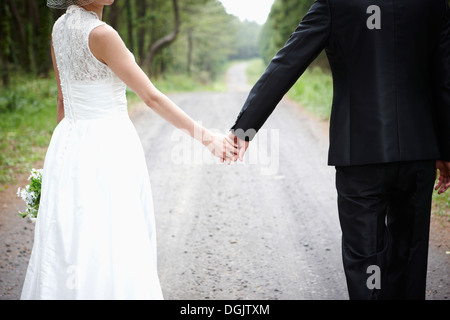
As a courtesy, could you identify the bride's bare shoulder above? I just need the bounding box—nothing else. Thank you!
[90,23,125,49]
[90,24,120,42]
[89,24,128,63]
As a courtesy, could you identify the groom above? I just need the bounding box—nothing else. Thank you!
[228,0,450,300]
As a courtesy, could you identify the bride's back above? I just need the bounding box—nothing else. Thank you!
[51,5,127,121]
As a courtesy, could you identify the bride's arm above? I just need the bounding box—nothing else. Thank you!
[89,25,237,163]
[51,39,64,124]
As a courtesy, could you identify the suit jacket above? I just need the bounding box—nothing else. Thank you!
[231,0,450,166]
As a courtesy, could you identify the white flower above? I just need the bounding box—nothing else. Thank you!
[20,189,28,202]
[17,168,43,223]
[25,194,33,205]
[29,168,42,181]
[29,191,36,202]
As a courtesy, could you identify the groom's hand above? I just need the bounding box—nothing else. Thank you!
[436,160,450,194]
[228,132,249,162]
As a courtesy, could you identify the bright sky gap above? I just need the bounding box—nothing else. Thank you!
[218,0,276,25]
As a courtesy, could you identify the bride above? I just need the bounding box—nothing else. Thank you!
[21,0,237,300]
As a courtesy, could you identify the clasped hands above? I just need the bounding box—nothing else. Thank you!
[205,131,249,165]
[436,160,450,195]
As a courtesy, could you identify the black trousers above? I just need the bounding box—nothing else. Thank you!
[335,160,436,300]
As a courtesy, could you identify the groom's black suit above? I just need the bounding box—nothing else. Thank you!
[231,0,449,299]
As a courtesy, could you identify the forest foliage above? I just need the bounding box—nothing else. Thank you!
[258,0,330,69]
[259,0,313,64]
[259,0,450,68]
[2,0,450,88]
[0,0,262,88]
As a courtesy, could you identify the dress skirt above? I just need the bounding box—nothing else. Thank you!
[21,113,163,300]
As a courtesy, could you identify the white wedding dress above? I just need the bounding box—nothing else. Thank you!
[21,5,163,300]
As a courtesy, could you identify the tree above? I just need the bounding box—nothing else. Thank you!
[179,0,238,80]
[143,0,180,73]
[0,0,260,88]
[35,1,53,77]
[0,0,11,86]
[157,0,241,81]
[230,20,261,61]
[259,0,328,69]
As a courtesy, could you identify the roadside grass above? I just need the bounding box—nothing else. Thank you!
[433,191,450,223]
[247,58,333,120]
[125,68,229,110]
[0,75,57,191]
[0,71,228,191]
[246,58,449,221]
[245,58,267,86]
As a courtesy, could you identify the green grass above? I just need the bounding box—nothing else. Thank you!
[433,191,450,223]
[0,75,58,190]
[246,58,333,120]
[125,70,229,108]
[246,58,449,218]
[154,68,228,93]
[288,67,333,120]
[246,58,267,85]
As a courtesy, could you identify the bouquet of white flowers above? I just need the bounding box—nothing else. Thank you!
[17,168,43,222]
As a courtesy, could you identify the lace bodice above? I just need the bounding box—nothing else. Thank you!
[52,5,128,121]
[52,5,115,82]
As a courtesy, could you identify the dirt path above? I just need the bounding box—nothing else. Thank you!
[0,63,448,300]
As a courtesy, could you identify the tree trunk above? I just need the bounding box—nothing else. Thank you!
[126,0,134,54]
[0,1,11,86]
[109,2,121,30]
[143,0,180,73]
[186,27,193,76]
[26,0,40,74]
[137,0,147,63]
[7,0,26,51]
[35,1,52,76]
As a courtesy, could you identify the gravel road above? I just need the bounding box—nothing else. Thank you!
[0,62,447,300]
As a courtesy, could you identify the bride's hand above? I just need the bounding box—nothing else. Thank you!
[204,132,238,165]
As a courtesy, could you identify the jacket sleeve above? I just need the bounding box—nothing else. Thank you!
[434,0,450,161]
[231,0,331,141]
